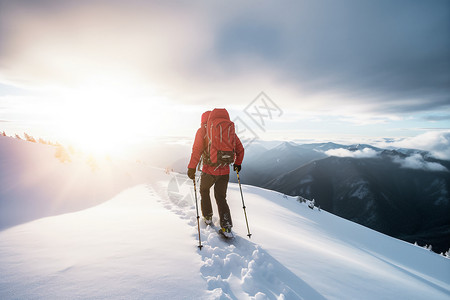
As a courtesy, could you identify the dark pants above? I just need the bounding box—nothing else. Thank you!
[200,172,232,228]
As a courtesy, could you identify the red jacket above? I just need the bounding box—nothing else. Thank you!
[188,111,244,176]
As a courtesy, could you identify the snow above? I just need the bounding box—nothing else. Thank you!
[299,176,313,185]
[349,180,370,200]
[0,136,151,229]
[1,136,450,299]
[430,178,449,206]
[0,185,207,299]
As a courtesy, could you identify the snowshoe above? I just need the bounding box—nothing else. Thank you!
[218,227,234,239]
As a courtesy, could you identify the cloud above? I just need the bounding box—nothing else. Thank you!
[393,154,448,172]
[379,131,450,160]
[0,0,449,117]
[324,142,449,171]
[210,0,450,114]
[423,115,450,121]
[325,148,379,158]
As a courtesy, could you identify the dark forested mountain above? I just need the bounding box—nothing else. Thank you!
[229,142,328,186]
[236,142,450,253]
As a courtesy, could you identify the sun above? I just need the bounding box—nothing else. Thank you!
[41,73,175,158]
[58,102,126,156]
[53,84,149,157]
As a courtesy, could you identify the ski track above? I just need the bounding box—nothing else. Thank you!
[148,174,308,300]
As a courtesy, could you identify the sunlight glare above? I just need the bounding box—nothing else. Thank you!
[53,81,164,157]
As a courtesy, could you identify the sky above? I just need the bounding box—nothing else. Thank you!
[0,0,449,155]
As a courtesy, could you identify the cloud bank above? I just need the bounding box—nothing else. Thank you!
[325,148,379,158]
[324,145,448,172]
[377,131,450,161]
[393,154,448,172]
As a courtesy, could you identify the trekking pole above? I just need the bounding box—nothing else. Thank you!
[236,170,252,238]
[192,177,203,250]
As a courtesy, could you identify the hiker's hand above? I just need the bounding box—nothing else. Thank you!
[233,164,241,172]
[187,168,196,180]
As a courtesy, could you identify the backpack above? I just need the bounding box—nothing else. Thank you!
[203,108,236,166]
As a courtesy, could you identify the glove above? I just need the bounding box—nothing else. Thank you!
[187,168,196,180]
[233,164,241,172]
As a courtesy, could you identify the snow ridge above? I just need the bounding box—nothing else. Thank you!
[152,174,312,300]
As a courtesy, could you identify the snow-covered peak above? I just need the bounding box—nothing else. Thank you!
[274,141,298,151]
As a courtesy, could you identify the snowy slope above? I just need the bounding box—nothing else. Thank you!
[0,137,449,299]
[0,136,151,229]
[0,171,449,299]
[0,184,207,299]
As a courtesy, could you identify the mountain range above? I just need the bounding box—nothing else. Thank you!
[230,141,450,253]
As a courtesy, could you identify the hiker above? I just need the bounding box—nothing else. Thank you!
[187,108,244,237]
